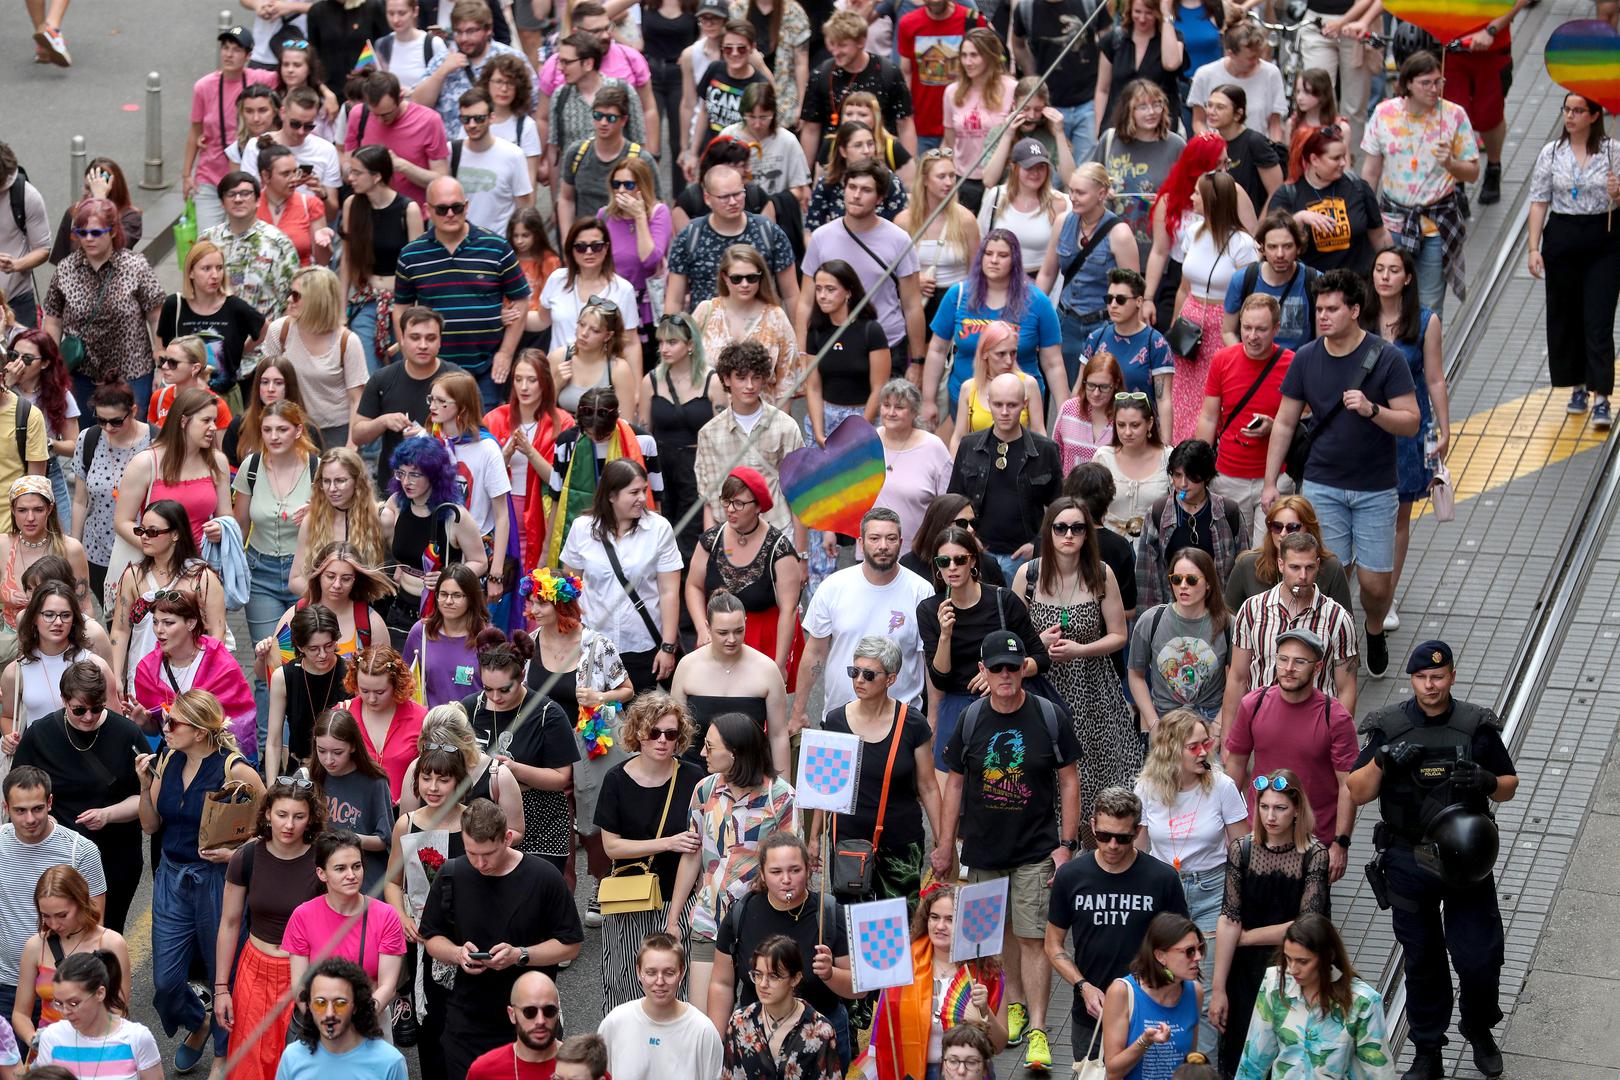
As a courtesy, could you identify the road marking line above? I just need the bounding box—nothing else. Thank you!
[128,906,152,973]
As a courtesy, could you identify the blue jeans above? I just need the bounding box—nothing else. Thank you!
[989,551,1027,586]
[917,134,944,155]
[1181,867,1224,1054]
[827,1002,852,1073]
[1059,102,1097,166]
[245,547,295,755]
[152,859,229,1056]
[74,372,153,424]
[1416,232,1446,318]
[1301,480,1399,574]
[347,297,389,375]
[932,692,975,771]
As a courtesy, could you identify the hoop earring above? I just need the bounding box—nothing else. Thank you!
[970,564,980,581]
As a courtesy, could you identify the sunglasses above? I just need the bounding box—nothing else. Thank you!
[727,272,763,285]
[276,775,316,791]
[610,178,637,190]
[1115,391,1149,402]
[430,201,468,216]
[646,727,681,742]
[66,704,100,718]
[1094,829,1135,846]
[1185,738,1215,754]
[584,295,618,313]
[310,996,352,1014]
[656,313,693,340]
[1167,943,1206,958]
[1253,774,1290,792]
[71,227,112,239]
[97,411,131,428]
[1168,573,1202,587]
[133,525,174,538]
[1268,520,1305,534]
[985,662,1020,674]
[156,358,184,370]
[285,118,318,131]
[289,289,304,302]
[950,516,975,530]
[517,1004,560,1020]
[932,553,970,568]
[591,109,625,122]
[1051,520,1086,536]
[1105,292,1137,305]
[573,240,607,253]
[846,666,883,682]
[459,112,492,125]
[721,44,751,54]
[423,741,460,755]
[5,349,38,365]
[922,146,956,159]
[161,714,203,732]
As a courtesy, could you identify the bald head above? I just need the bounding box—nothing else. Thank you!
[425,177,468,232]
[509,970,561,1050]
[987,372,1026,436]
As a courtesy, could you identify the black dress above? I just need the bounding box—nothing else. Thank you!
[1100,24,1188,132]
[648,368,717,557]
[1217,836,1332,1078]
[681,694,770,768]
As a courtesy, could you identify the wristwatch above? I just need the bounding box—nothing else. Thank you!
[658,642,677,655]
[1334,834,1353,850]
[1368,402,1381,419]
[1059,838,1080,853]
[518,946,530,967]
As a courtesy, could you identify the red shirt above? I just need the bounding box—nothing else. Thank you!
[258,190,327,267]
[467,1047,558,1080]
[1204,341,1293,479]
[1225,685,1359,843]
[896,4,985,137]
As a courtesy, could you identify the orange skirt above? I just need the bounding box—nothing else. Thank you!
[226,938,294,1080]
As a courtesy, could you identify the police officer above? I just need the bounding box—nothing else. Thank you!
[1347,640,1518,1080]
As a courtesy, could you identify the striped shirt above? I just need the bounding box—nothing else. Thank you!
[36,1016,160,1079]
[392,225,530,375]
[0,822,107,984]
[1232,583,1358,695]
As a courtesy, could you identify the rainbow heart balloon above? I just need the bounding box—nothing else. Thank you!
[779,416,886,539]
[1546,19,1620,115]
[1382,0,1511,47]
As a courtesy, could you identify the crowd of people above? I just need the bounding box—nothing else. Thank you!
[0,0,1597,1076]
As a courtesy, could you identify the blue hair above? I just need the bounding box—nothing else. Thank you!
[388,436,460,506]
[966,228,1029,327]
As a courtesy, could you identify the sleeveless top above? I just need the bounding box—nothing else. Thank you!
[556,346,613,416]
[388,497,464,575]
[282,656,349,763]
[642,7,695,63]
[147,468,219,547]
[156,748,233,865]
[0,542,27,630]
[19,649,94,726]
[123,564,208,694]
[648,369,717,453]
[369,193,411,277]
[1122,976,1200,1080]
[34,929,106,1033]
[963,373,1036,433]
[698,524,795,613]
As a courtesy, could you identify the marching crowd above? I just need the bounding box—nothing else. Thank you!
[0,0,1610,1076]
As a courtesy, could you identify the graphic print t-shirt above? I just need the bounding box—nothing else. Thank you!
[1047,853,1188,1022]
[698,61,769,138]
[945,694,1083,870]
[1128,606,1230,714]
[897,5,986,135]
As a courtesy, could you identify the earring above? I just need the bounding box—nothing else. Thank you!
[970,564,980,581]
[1162,964,1174,982]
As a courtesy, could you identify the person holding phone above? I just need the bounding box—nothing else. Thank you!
[239,87,343,219]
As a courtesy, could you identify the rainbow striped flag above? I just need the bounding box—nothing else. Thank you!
[353,41,378,71]
[1546,20,1620,114]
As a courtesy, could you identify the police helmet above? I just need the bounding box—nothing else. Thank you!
[1414,804,1500,886]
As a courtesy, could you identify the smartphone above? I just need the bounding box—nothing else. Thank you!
[296,164,314,177]
[1243,415,1266,433]
[467,951,492,961]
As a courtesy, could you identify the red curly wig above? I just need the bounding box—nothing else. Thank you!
[1153,131,1230,246]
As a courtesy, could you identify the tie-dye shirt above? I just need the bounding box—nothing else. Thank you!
[687,774,797,942]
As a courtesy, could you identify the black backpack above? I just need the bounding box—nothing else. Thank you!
[8,165,27,235]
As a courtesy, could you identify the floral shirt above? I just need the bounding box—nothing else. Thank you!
[723,1001,840,1080]
[1360,99,1477,210]
[42,251,165,383]
[1236,970,1394,1080]
[728,0,812,127]
[1528,137,1620,216]
[199,220,300,327]
[422,41,538,140]
[687,773,796,941]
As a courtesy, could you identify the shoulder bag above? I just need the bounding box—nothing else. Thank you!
[602,534,669,654]
[599,769,678,914]
[60,271,111,375]
[1284,339,1381,485]
[1211,346,1284,462]
[1164,259,1219,358]
[830,704,907,896]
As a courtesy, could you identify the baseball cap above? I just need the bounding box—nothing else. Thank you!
[696,0,730,17]
[1011,137,1051,168]
[981,630,1026,669]
[1275,627,1325,658]
[218,25,254,51]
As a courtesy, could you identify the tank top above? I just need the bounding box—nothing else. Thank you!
[525,654,579,719]
[147,474,219,546]
[963,374,1034,433]
[282,657,349,763]
[1122,976,1200,1080]
[19,649,93,727]
[156,749,232,865]
[368,193,411,277]
[556,347,613,415]
[642,7,695,63]
[648,369,717,453]
[915,236,970,290]
[389,497,463,575]
[35,930,105,1033]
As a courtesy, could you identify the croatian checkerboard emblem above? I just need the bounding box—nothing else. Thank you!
[951,878,1009,962]
[849,898,914,992]
[794,730,861,813]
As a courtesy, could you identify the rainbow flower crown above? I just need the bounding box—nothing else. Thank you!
[519,567,582,604]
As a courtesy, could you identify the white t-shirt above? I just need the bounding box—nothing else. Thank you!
[597,1000,725,1080]
[241,135,344,188]
[561,512,684,653]
[1188,58,1289,132]
[1133,772,1250,874]
[249,13,306,67]
[801,563,934,715]
[455,136,535,232]
[718,123,812,197]
[490,113,543,159]
[380,30,450,92]
[447,434,514,536]
[1175,215,1260,301]
[538,268,642,349]
[36,1015,161,1079]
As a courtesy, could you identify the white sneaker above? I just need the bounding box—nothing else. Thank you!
[33,26,70,66]
[1383,605,1400,631]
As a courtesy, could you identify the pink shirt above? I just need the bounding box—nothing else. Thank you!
[191,69,281,187]
[942,76,1017,181]
[1225,685,1359,843]
[538,41,650,96]
[282,895,407,981]
[348,696,428,800]
[343,101,451,207]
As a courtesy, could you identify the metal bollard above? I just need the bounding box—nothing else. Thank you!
[218,9,233,33]
[141,72,165,190]
[69,136,86,205]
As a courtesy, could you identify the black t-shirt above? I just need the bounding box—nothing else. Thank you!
[1100,24,1186,130]
[158,294,267,385]
[800,53,915,164]
[716,890,850,1017]
[822,702,932,848]
[1266,173,1381,277]
[1094,531,1136,677]
[1161,497,1214,562]
[1279,332,1414,491]
[593,759,706,895]
[457,689,579,772]
[1015,0,1111,106]
[418,854,585,1025]
[11,710,148,852]
[1223,128,1280,217]
[1047,851,1188,1022]
[978,434,1029,555]
[357,359,468,488]
[917,585,1050,694]
[807,318,889,406]
[944,692,1083,868]
[698,62,770,139]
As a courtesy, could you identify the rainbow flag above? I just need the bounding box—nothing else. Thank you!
[276,623,296,665]
[779,417,886,539]
[1382,0,1511,44]
[353,41,378,71]
[1546,20,1620,114]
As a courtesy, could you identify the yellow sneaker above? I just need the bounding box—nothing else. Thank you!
[1006,1002,1029,1046]
[1023,1028,1052,1072]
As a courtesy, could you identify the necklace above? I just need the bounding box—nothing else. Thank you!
[63,715,101,752]
[760,999,801,1039]
[18,536,48,550]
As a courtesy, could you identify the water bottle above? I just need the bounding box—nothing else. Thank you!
[1423,425,1441,472]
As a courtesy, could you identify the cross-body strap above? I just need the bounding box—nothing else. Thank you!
[1217,346,1284,445]
[868,703,908,850]
[841,220,899,305]
[602,534,662,645]
[1300,339,1381,457]
[1061,211,1118,284]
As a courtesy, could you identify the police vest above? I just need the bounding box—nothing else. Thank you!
[1372,699,1501,841]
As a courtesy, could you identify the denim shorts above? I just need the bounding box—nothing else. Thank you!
[1302,480,1399,574]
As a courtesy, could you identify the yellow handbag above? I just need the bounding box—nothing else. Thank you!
[598,770,678,916]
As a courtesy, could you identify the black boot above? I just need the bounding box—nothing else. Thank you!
[1402,1048,1445,1080]
[1464,1027,1504,1078]
[1480,162,1502,205]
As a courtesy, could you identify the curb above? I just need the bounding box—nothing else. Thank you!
[136,189,188,265]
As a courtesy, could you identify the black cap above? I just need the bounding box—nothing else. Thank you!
[981,630,1026,669]
[1406,640,1454,675]
[696,0,730,16]
[219,25,254,51]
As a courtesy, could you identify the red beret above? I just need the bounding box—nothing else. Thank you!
[728,466,773,514]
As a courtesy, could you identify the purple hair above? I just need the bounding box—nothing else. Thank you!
[388,435,460,506]
[966,228,1029,326]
